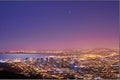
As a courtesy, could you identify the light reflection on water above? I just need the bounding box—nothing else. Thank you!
[0,53,54,60]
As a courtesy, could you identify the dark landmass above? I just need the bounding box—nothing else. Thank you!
[0,63,43,79]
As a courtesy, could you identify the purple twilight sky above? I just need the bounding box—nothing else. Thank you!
[0,1,119,51]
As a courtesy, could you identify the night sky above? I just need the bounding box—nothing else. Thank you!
[0,1,119,51]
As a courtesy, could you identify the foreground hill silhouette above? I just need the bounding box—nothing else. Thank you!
[0,70,28,79]
[0,63,43,79]
[0,70,45,79]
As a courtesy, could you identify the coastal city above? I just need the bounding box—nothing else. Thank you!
[0,48,119,79]
[0,1,119,80]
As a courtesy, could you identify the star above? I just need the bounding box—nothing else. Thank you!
[68,10,72,14]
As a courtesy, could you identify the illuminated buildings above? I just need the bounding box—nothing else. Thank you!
[0,48,119,79]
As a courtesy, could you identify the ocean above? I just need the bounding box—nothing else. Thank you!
[0,53,54,60]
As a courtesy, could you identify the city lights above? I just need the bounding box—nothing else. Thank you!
[0,48,119,79]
